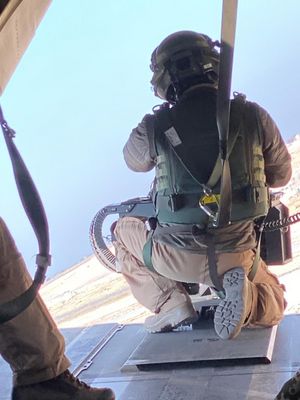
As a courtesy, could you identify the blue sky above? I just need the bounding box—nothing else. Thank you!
[1,0,300,278]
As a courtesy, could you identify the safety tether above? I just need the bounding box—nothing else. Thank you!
[0,105,51,324]
[215,0,238,227]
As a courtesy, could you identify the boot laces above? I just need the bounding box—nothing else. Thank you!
[62,369,92,390]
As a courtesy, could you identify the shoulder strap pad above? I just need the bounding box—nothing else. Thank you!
[145,103,172,159]
[233,91,247,103]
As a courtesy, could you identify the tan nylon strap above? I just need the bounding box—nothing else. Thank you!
[207,100,244,189]
[248,230,262,281]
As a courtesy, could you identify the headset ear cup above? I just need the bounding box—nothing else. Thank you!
[151,68,173,101]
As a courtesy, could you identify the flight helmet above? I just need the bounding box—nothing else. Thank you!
[150,31,220,103]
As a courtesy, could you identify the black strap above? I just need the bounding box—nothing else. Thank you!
[142,232,156,272]
[144,114,157,161]
[205,234,225,296]
[248,222,264,281]
[215,0,238,227]
[0,105,51,324]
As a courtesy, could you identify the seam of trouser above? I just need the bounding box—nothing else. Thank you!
[13,356,70,386]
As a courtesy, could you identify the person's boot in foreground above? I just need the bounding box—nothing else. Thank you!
[275,370,300,400]
[12,369,115,400]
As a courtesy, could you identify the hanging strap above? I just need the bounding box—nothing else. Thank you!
[248,225,263,281]
[207,96,245,190]
[215,0,238,227]
[142,231,156,272]
[144,114,157,161]
[0,105,51,324]
[205,234,225,297]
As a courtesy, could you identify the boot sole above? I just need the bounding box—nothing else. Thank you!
[214,267,247,340]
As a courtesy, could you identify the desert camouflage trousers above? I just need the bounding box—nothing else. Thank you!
[0,218,70,386]
[114,216,286,326]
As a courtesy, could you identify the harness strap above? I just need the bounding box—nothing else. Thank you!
[207,96,245,189]
[215,0,238,227]
[142,231,156,272]
[205,234,225,297]
[248,228,262,281]
[144,114,157,161]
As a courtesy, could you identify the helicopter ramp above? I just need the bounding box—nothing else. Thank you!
[64,314,300,400]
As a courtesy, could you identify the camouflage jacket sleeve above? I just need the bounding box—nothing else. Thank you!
[123,114,156,172]
[257,105,292,188]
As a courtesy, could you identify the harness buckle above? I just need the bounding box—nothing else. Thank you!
[199,192,220,221]
[145,217,157,231]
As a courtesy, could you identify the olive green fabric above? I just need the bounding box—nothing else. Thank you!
[142,233,155,271]
[123,88,291,254]
[153,90,269,225]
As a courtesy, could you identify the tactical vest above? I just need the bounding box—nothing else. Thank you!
[151,93,269,226]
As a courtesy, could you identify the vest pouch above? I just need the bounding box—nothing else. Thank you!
[156,193,209,224]
[231,185,270,221]
[245,186,269,204]
[168,194,185,211]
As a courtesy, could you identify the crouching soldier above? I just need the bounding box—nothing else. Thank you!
[113,31,291,340]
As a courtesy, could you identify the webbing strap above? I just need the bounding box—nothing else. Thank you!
[0,105,51,324]
[248,229,262,282]
[215,0,238,227]
[206,234,225,296]
[207,98,244,189]
[144,114,156,161]
[142,232,156,272]
[0,281,40,323]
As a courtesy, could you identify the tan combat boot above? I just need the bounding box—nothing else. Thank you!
[144,289,198,333]
[12,369,115,400]
[214,267,253,340]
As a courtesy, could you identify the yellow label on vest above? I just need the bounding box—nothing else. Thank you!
[199,194,221,205]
